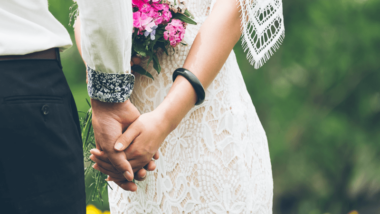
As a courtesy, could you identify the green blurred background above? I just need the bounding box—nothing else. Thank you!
[48,0,380,213]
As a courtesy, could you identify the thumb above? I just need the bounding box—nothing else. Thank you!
[114,123,141,152]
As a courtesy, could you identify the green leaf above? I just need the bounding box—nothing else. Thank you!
[184,9,195,19]
[86,98,91,107]
[81,108,92,146]
[131,65,154,79]
[162,45,169,55]
[133,43,147,57]
[172,13,197,25]
[152,54,161,74]
[147,55,153,66]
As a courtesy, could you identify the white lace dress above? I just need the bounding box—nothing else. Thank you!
[108,0,284,213]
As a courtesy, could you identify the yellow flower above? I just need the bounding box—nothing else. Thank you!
[348,211,359,214]
[86,205,102,214]
[103,211,111,214]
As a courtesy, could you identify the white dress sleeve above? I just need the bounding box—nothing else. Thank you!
[212,0,285,69]
[76,0,135,103]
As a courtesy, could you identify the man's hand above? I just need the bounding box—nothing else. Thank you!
[90,148,159,191]
[91,99,141,182]
[92,109,172,173]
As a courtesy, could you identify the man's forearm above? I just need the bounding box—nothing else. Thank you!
[76,0,134,103]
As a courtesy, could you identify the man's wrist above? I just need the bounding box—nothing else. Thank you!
[91,99,140,128]
[87,66,135,103]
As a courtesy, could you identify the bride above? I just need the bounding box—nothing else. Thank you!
[77,0,284,213]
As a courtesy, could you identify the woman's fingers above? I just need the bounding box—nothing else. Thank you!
[134,168,147,181]
[114,124,141,152]
[144,161,156,171]
[153,151,160,160]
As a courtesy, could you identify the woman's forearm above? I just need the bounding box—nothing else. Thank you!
[157,0,242,131]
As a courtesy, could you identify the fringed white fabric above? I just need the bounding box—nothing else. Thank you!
[238,0,285,68]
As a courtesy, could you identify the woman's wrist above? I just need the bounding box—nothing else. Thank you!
[155,76,198,133]
[155,101,181,133]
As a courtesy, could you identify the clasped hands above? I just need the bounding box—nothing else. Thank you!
[90,99,171,192]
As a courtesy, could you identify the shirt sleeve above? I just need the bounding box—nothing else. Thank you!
[76,0,134,103]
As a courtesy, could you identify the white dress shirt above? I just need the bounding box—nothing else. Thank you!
[0,0,72,55]
[0,0,135,103]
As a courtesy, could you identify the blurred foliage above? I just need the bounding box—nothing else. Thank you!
[48,0,380,213]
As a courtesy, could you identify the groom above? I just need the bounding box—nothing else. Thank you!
[0,0,152,213]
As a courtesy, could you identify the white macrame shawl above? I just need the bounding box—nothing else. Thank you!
[237,0,285,68]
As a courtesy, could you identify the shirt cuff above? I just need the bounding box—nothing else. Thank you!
[87,66,135,103]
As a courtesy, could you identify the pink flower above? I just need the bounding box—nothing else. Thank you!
[162,10,172,22]
[132,0,146,8]
[170,19,183,28]
[155,16,164,25]
[164,19,186,47]
[133,11,142,28]
[133,10,157,35]
[152,3,164,11]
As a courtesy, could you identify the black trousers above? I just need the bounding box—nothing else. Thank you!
[0,58,86,214]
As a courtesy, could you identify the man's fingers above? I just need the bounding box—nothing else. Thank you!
[114,125,141,152]
[106,176,127,183]
[115,180,137,192]
[107,152,134,182]
[92,140,135,181]
[90,155,118,174]
[134,168,147,181]
[90,149,111,163]
[128,159,149,173]
[92,163,125,181]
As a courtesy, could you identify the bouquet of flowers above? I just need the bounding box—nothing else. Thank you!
[72,0,197,202]
[131,0,197,79]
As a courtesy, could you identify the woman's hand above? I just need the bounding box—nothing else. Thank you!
[113,110,172,172]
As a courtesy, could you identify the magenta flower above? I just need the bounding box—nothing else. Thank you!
[133,11,142,28]
[132,0,146,8]
[164,19,186,47]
